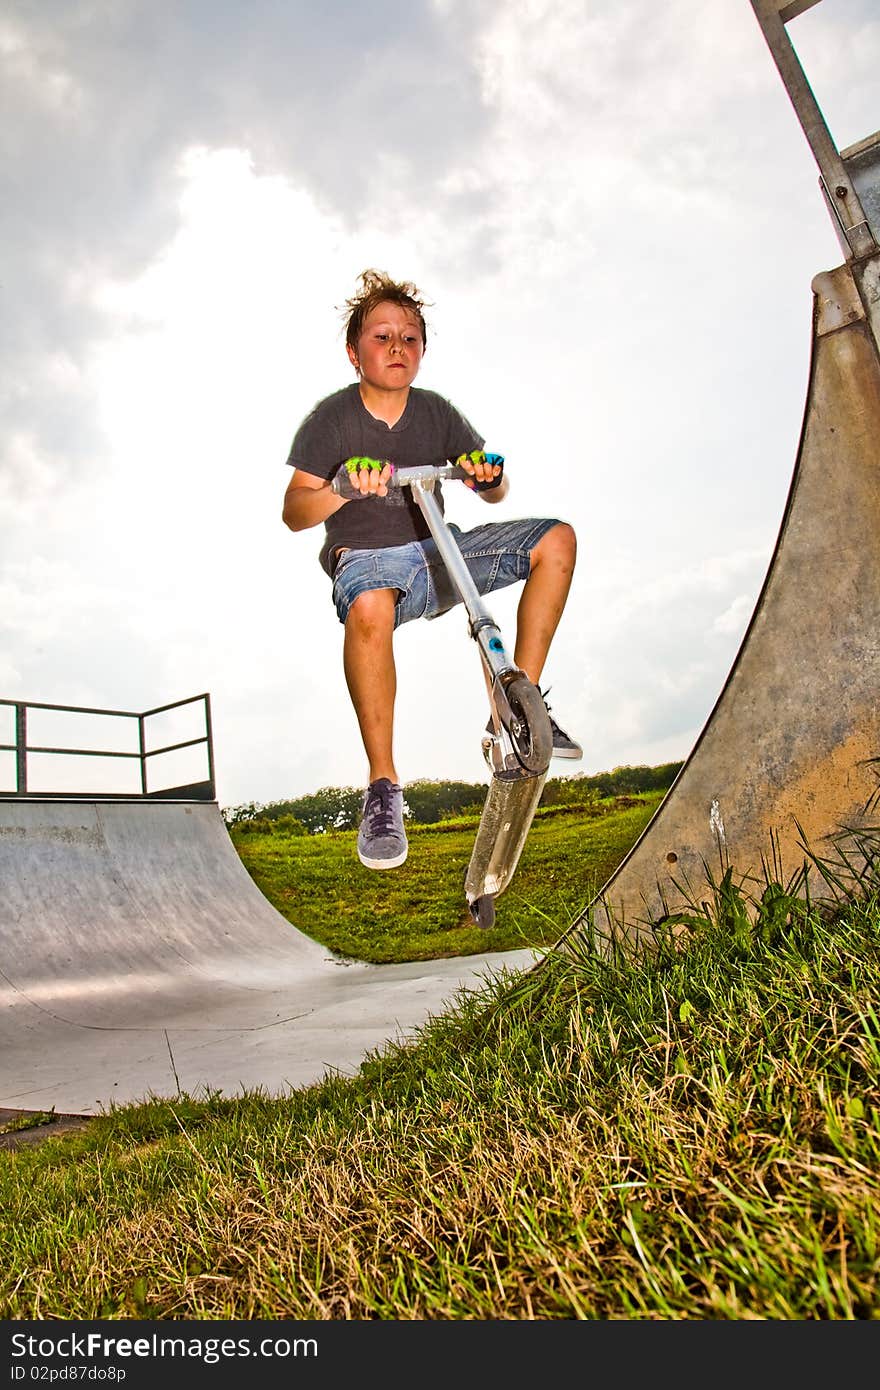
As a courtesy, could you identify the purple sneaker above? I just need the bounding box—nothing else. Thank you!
[357,778,408,870]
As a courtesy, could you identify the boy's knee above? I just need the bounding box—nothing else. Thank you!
[346,587,397,633]
[535,521,577,568]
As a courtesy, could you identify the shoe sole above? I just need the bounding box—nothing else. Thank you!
[552,747,583,759]
[358,846,409,870]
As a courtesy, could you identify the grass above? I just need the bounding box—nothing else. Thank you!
[0,1110,56,1137]
[229,793,663,962]
[1,818,878,1320]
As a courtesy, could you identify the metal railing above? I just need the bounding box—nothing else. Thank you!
[749,0,878,260]
[0,693,215,800]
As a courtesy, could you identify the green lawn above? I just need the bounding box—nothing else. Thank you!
[230,792,663,963]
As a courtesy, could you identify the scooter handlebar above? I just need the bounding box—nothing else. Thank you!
[393,454,504,489]
[330,454,504,496]
[390,463,470,485]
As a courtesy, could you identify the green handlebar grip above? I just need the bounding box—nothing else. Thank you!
[457,450,504,470]
[344,456,391,473]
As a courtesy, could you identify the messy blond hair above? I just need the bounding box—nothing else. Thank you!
[343,269,430,353]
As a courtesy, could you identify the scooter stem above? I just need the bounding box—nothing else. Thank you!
[397,470,550,923]
[408,479,517,689]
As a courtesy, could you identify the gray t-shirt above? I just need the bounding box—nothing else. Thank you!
[286,383,484,575]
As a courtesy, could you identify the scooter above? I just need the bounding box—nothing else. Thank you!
[333,456,552,928]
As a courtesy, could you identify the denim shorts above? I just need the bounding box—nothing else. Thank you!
[331,517,562,629]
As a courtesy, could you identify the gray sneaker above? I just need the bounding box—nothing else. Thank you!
[542,688,583,760]
[482,688,583,766]
[357,778,408,870]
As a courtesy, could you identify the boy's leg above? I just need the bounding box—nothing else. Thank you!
[442,517,580,763]
[514,522,582,759]
[342,586,409,870]
[512,522,577,683]
[342,587,399,784]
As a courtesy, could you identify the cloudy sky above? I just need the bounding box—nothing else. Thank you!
[2,0,877,811]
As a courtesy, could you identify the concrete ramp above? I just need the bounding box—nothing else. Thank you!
[573,9,880,950]
[579,252,880,949]
[0,798,535,1114]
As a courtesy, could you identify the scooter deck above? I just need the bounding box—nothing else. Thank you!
[464,763,548,928]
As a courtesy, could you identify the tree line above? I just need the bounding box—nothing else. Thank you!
[223,762,683,836]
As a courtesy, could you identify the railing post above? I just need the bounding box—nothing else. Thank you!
[203,694,216,798]
[15,703,27,794]
[138,713,148,794]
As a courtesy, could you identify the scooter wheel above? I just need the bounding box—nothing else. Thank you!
[502,674,553,774]
[469,894,496,929]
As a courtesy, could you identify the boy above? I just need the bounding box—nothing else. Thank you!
[283,269,580,871]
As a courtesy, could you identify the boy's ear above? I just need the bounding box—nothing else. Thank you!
[346,343,360,373]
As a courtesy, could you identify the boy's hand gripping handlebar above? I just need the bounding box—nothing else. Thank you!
[329,457,394,500]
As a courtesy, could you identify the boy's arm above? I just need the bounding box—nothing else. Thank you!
[283,459,395,530]
[282,469,345,532]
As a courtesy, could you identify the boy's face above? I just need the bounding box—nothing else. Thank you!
[348,301,424,393]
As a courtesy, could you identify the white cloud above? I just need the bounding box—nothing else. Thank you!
[712,592,756,638]
[0,18,85,111]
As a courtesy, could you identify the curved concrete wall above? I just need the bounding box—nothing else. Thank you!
[0,798,535,1112]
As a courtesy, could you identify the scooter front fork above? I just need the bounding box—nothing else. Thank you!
[470,615,521,740]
